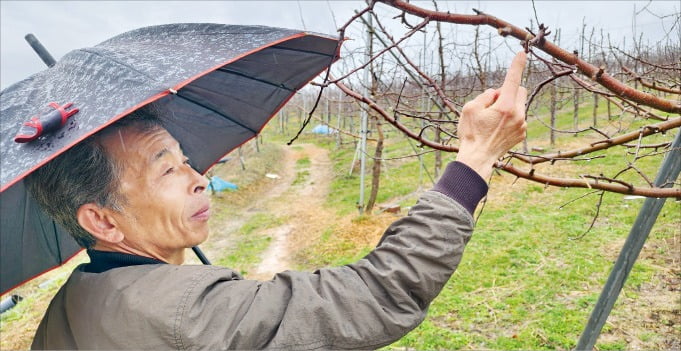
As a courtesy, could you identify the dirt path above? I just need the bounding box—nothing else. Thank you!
[250,144,333,279]
[193,143,334,279]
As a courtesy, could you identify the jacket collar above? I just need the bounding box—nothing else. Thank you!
[82,249,166,273]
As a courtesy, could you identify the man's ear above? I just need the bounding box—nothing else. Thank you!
[76,203,124,243]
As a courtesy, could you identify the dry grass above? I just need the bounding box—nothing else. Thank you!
[0,252,89,350]
[291,212,398,269]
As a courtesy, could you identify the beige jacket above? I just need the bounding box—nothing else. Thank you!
[32,162,485,350]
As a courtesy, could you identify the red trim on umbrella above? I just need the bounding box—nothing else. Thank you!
[171,31,306,91]
[1,249,84,297]
[1,32,337,193]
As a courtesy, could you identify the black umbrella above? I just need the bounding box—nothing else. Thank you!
[0,23,339,294]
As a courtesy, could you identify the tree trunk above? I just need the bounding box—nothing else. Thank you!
[434,9,445,179]
[473,26,486,90]
[523,48,532,152]
[238,147,246,171]
[365,20,381,214]
[325,94,331,128]
[607,99,612,120]
[573,85,580,133]
[550,82,557,146]
[593,93,599,127]
[365,117,383,214]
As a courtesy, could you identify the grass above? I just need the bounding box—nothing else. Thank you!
[318,135,458,216]
[292,215,392,268]
[208,142,285,209]
[215,213,286,276]
[0,253,89,350]
[296,156,311,168]
[292,156,311,186]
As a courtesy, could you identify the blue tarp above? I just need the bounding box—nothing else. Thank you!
[209,176,238,192]
[311,124,337,135]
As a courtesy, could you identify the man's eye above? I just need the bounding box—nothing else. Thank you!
[163,167,175,176]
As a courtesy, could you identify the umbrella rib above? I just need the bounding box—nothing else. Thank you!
[28,191,62,263]
[270,45,336,58]
[52,221,63,262]
[78,48,159,82]
[174,93,258,135]
[217,68,294,92]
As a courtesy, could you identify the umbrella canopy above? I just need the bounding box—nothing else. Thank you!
[0,23,339,294]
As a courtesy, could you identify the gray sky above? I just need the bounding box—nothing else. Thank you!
[1,1,679,89]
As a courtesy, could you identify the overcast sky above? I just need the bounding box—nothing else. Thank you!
[1,1,679,90]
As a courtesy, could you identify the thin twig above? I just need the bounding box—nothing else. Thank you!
[525,66,573,116]
[569,190,606,240]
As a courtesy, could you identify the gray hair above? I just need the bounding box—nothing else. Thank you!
[25,106,163,248]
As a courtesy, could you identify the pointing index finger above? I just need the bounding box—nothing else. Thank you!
[495,51,527,108]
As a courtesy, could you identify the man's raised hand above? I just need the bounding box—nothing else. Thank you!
[455,51,528,180]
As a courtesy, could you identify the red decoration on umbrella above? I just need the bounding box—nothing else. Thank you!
[14,102,79,143]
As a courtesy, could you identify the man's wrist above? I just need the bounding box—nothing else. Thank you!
[432,161,489,215]
[455,153,495,181]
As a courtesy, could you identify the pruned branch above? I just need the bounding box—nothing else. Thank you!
[622,66,681,95]
[498,163,680,197]
[510,117,681,164]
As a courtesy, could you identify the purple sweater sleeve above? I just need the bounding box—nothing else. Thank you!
[432,161,488,215]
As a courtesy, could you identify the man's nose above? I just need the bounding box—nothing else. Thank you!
[191,168,209,194]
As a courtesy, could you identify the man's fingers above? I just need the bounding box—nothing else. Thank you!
[516,86,528,120]
[473,88,499,108]
[516,86,528,109]
[495,51,527,108]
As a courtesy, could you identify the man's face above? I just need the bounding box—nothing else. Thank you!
[98,125,210,263]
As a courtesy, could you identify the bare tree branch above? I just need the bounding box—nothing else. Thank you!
[377,0,681,113]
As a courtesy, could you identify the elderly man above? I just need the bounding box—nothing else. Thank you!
[28,52,527,350]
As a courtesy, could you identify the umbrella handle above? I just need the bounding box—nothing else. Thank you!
[192,246,211,265]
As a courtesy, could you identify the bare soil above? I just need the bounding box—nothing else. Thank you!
[186,143,338,280]
[250,143,335,279]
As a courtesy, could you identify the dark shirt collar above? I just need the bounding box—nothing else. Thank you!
[82,249,166,273]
